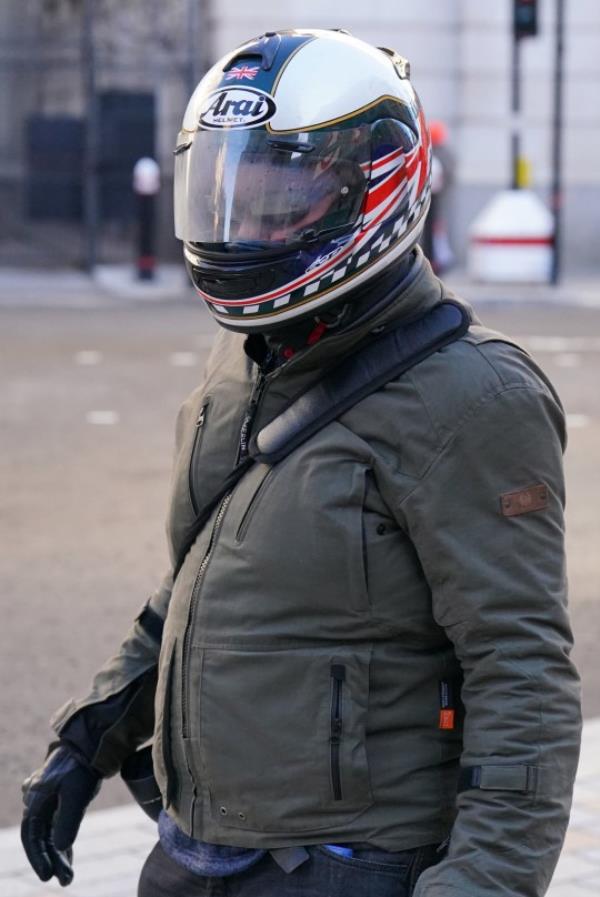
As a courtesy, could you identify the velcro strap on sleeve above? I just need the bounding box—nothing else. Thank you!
[136,602,165,643]
[458,764,537,794]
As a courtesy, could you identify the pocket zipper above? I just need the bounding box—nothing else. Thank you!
[330,664,346,801]
[235,467,275,543]
[188,399,210,514]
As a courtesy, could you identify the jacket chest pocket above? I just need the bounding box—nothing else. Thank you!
[186,645,373,833]
[235,465,276,543]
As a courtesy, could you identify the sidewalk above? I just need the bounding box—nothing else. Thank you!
[0,263,599,309]
[2,718,599,897]
[0,264,192,308]
[444,271,600,309]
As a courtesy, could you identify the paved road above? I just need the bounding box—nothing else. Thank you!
[1,296,598,827]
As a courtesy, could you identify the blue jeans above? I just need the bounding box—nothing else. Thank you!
[138,841,443,896]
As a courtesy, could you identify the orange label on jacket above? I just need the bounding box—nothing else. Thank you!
[439,709,455,730]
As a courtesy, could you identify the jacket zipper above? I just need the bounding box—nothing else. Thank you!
[188,400,210,515]
[181,365,268,738]
[237,367,268,463]
[330,664,346,801]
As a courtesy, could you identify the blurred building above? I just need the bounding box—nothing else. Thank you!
[0,0,598,273]
[0,0,204,266]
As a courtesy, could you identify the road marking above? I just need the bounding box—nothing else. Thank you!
[517,336,600,352]
[554,353,581,368]
[566,414,590,429]
[169,351,199,367]
[75,350,103,365]
[86,410,120,425]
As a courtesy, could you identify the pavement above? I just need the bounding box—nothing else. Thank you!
[0,717,598,896]
[0,264,192,308]
[0,262,599,309]
[444,271,600,309]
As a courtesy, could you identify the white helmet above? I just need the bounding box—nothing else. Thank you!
[174,28,431,331]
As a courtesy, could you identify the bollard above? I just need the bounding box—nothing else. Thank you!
[468,189,553,284]
[133,157,160,281]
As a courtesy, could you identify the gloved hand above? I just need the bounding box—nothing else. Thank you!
[21,743,101,887]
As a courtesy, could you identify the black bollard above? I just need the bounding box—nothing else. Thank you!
[133,157,160,281]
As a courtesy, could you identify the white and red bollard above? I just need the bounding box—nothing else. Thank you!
[468,189,554,283]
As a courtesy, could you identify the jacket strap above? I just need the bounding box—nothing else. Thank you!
[174,301,470,578]
[136,602,165,643]
[250,301,470,464]
[458,764,538,793]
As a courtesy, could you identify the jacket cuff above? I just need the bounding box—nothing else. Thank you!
[55,667,158,777]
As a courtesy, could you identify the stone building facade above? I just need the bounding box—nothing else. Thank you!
[1,0,598,271]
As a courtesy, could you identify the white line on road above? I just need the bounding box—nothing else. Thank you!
[169,351,199,367]
[517,336,600,352]
[86,410,120,426]
[554,353,582,368]
[75,350,103,365]
[566,414,591,429]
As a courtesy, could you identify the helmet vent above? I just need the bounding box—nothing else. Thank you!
[224,33,282,72]
[378,47,411,80]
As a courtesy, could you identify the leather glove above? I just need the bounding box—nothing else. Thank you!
[21,744,101,886]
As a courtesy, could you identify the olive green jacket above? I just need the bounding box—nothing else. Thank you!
[52,252,581,897]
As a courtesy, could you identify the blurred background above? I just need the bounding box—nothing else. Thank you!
[1,0,599,271]
[1,0,599,841]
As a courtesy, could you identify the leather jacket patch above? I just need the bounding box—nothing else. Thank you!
[500,484,548,517]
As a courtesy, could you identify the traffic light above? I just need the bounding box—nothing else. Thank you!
[514,0,538,39]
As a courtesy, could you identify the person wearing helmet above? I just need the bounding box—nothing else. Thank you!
[21,29,580,897]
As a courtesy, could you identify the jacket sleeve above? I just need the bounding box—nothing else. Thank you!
[402,384,582,897]
[50,571,173,776]
[49,357,219,777]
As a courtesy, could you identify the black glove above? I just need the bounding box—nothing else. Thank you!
[21,744,101,887]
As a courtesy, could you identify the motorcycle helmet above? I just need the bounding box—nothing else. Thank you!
[174,28,431,331]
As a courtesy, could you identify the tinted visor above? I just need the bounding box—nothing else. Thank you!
[174,126,370,247]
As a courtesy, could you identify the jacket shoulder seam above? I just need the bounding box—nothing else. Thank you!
[399,384,552,508]
[405,338,534,441]
[468,340,512,388]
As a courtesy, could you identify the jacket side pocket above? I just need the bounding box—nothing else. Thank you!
[153,647,177,810]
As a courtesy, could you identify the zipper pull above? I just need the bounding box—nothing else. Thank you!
[238,408,254,460]
[331,665,346,682]
[195,406,207,428]
[436,835,451,854]
[330,718,342,742]
[238,371,267,461]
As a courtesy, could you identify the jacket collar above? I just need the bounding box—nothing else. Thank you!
[252,248,468,429]
[270,249,443,377]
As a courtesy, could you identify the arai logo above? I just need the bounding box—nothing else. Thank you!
[199,88,276,129]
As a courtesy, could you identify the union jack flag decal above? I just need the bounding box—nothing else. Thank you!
[225,65,260,81]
